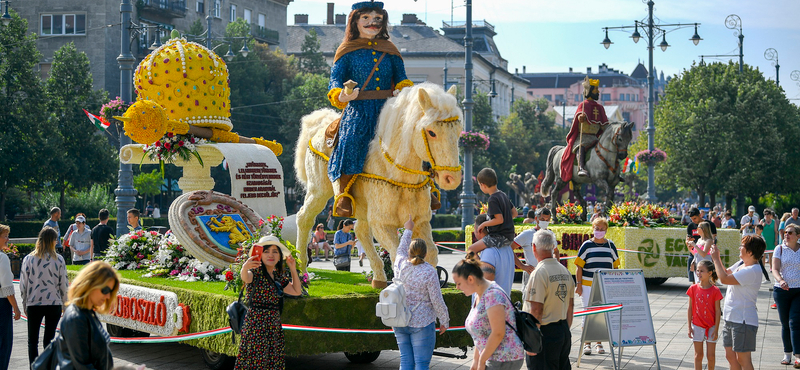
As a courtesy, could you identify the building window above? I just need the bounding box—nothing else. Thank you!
[618,93,624,101]
[230,4,237,22]
[243,9,251,23]
[258,13,266,27]
[213,0,221,18]
[601,93,611,101]
[543,94,552,101]
[41,14,86,36]
[574,94,581,102]
[196,0,204,13]
[555,94,564,104]
[622,112,631,122]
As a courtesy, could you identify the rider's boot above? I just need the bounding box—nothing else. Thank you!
[333,174,355,217]
[577,147,590,178]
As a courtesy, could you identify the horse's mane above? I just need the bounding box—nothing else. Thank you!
[371,82,460,161]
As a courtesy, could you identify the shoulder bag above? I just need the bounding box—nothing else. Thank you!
[226,287,248,344]
[498,287,543,353]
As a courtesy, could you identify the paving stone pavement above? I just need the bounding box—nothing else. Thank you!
[8,253,788,369]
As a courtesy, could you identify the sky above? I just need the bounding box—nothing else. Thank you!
[287,0,800,102]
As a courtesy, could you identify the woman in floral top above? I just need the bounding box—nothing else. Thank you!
[453,252,524,370]
[392,216,450,369]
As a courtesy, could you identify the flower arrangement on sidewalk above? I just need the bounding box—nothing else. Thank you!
[459,131,490,151]
[608,202,677,227]
[104,230,164,270]
[635,149,667,165]
[2,243,19,258]
[555,202,584,224]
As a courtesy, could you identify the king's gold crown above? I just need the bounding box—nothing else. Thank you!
[133,37,232,131]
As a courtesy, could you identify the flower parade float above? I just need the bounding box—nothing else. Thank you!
[467,202,741,285]
[85,31,477,369]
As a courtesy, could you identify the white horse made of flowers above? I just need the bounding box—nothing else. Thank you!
[294,83,463,288]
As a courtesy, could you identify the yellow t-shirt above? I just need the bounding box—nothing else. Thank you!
[523,258,575,325]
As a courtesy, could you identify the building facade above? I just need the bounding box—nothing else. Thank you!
[521,63,667,141]
[284,6,528,120]
[12,0,290,98]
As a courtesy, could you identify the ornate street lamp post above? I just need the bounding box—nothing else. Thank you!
[602,0,701,202]
[726,14,744,74]
[459,0,475,229]
[764,48,779,87]
[115,0,138,236]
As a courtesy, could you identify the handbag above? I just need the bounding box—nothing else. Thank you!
[226,287,247,344]
[334,254,351,269]
[499,288,543,353]
[31,333,63,370]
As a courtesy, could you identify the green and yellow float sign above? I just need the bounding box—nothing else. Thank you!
[465,225,741,278]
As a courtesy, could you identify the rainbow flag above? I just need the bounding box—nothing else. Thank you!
[83,109,110,131]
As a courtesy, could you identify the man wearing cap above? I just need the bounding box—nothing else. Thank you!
[68,216,92,265]
[741,206,759,237]
[326,1,414,217]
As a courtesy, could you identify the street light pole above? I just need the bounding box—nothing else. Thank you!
[764,48,779,87]
[725,14,743,74]
[459,0,475,229]
[115,0,138,237]
[645,0,656,202]
[602,1,700,202]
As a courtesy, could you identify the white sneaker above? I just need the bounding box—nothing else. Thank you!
[583,343,592,355]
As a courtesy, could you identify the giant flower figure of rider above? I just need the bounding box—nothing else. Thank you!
[560,77,609,182]
[325,1,415,217]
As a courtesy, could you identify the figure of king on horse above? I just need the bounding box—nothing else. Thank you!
[561,76,609,181]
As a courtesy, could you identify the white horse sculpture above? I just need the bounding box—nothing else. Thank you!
[540,121,634,216]
[294,83,463,288]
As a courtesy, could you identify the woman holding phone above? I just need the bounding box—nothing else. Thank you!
[235,236,302,370]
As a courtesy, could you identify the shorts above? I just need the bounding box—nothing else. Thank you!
[482,234,512,249]
[692,323,717,343]
[721,320,757,352]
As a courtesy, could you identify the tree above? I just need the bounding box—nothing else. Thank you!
[187,19,205,38]
[652,62,799,212]
[44,42,117,210]
[134,170,162,209]
[0,11,49,221]
[297,28,329,75]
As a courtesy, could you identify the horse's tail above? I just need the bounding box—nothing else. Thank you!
[294,108,339,188]
[540,146,560,197]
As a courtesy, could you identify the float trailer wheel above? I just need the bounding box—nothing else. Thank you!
[202,349,236,370]
[344,351,381,363]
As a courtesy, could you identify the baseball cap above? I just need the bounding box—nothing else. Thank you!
[748,206,756,212]
[75,216,86,223]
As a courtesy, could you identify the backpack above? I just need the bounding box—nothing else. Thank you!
[499,288,543,353]
[375,278,416,327]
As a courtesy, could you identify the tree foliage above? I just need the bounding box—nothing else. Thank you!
[652,62,800,205]
[0,12,49,220]
[44,42,117,209]
[297,28,330,75]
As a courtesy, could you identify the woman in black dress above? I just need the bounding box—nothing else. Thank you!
[235,236,302,370]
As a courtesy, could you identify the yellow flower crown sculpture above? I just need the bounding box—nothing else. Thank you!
[116,32,282,156]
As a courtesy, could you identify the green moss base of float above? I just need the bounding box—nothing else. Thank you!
[66,265,516,357]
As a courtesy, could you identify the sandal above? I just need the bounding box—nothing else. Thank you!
[794,358,800,369]
[595,344,605,354]
[583,343,592,355]
[781,359,791,365]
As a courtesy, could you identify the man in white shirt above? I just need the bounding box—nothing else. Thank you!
[740,206,759,237]
[710,235,766,370]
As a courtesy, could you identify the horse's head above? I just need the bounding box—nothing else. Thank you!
[601,121,634,161]
[378,83,463,190]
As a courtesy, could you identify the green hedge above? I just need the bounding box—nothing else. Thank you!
[4,218,170,238]
[65,266,518,357]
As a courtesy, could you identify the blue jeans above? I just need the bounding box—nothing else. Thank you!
[393,322,436,370]
[774,287,800,354]
[0,300,11,370]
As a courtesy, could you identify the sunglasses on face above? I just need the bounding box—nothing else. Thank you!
[787,231,796,235]
[100,286,112,295]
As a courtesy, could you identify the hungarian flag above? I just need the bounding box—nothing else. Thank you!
[83,109,110,131]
